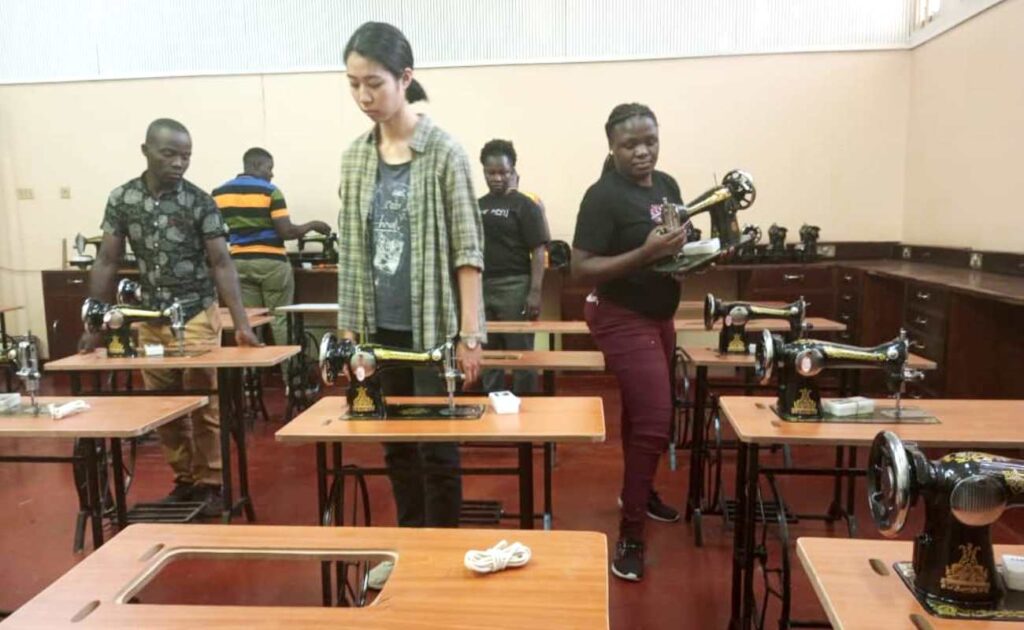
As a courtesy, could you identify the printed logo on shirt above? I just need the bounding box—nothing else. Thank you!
[372,182,409,277]
[650,204,663,223]
[483,207,511,218]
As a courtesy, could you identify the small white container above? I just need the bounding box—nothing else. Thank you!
[489,391,521,414]
[822,396,875,416]
[144,344,165,357]
[682,238,721,256]
[1003,554,1024,591]
[0,393,21,413]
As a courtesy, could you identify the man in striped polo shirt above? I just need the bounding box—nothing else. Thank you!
[213,148,331,345]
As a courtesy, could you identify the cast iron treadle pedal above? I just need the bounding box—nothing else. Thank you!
[460,500,503,525]
[722,498,798,527]
[126,502,204,523]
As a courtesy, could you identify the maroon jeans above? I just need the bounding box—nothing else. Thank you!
[585,295,675,540]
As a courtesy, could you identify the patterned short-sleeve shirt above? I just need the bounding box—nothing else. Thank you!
[100,175,227,320]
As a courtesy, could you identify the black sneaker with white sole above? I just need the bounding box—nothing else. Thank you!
[617,492,681,523]
[611,538,645,582]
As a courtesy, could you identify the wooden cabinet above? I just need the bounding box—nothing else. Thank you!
[738,264,837,319]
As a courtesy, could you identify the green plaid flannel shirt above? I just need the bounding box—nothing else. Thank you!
[336,115,486,350]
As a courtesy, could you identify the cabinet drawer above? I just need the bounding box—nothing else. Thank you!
[42,271,90,295]
[904,305,945,338]
[905,282,949,318]
[837,291,859,310]
[837,268,863,286]
[747,266,835,292]
[903,325,945,362]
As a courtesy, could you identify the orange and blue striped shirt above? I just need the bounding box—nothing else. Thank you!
[212,175,289,260]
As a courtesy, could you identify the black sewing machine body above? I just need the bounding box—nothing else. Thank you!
[81,279,187,358]
[869,431,1024,610]
[755,329,923,420]
[765,223,789,261]
[292,232,339,266]
[704,294,806,354]
[796,224,821,261]
[319,333,483,420]
[652,170,757,274]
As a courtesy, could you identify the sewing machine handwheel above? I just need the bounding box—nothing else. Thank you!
[723,170,756,209]
[754,329,774,385]
[319,333,340,385]
[703,294,717,331]
[867,431,911,538]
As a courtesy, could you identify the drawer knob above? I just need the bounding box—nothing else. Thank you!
[840,314,851,321]
[914,316,928,326]
[915,291,931,301]
[843,274,853,282]
[68,278,84,285]
[842,294,853,301]
[782,274,804,282]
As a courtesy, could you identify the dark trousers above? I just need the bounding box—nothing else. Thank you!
[482,274,539,394]
[373,328,462,528]
[584,297,675,540]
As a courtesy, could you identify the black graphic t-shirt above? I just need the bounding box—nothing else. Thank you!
[478,190,549,277]
[370,161,413,331]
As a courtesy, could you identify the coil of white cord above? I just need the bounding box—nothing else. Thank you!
[464,540,532,574]
[49,400,91,420]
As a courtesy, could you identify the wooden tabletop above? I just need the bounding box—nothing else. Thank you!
[0,305,25,314]
[797,538,1024,629]
[221,314,274,332]
[720,396,1024,448]
[482,350,605,371]
[45,346,301,371]
[680,345,937,371]
[2,523,609,629]
[276,396,606,444]
[846,260,1024,306]
[0,396,206,438]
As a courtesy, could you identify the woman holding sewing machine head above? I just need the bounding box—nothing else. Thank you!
[572,103,688,582]
[335,22,485,545]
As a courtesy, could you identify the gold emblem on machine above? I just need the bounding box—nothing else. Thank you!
[1004,469,1024,494]
[940,543,990,595]
[352,386,375,414]
[941,452,1000,464]
[727,333,746,353]
[108,335,125,356]
[791,388,818,415]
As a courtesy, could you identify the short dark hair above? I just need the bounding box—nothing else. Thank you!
[243,147,273,170]
[344,22,427,104]
[602,103,658,174]
[480,139,516,166]
[145,118,189,143]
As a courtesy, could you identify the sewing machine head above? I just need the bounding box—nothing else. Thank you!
[680,170,756,248]
[295,232,339,266]
[868,431,1024,609]
[703,294,807,354]
[4,333,41,415]
[69,233,95,269]
[797,224,821,260]
[81,282,186,358]
[767,223,788,254]
[755,329,924,420]
[319,333,484,420]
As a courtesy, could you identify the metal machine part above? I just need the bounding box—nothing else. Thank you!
[797,224,821,261]
[868,431,1024,608]
[81,293,186,358]
[5,333,42,414]
[703,293,807,354]
[319,333,482,420]
[755,329,924,419]
[293,232,339,266]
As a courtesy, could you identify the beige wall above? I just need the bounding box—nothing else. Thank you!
[0,50,912,353]
[904,0,1024,250]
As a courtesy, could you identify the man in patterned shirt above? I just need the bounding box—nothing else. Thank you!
[79,118,260,517]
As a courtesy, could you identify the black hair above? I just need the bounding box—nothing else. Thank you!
[480,139,517,167]
[145,118,189,143]
[344,22,427,104]
[243,147,273,170]
[602,103,658,174]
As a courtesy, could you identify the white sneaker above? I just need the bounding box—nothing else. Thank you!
[367,560,394,591]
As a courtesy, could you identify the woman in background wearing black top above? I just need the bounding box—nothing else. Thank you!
[571,103,689,582]
[478,139,550,394]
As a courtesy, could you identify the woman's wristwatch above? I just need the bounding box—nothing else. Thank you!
[459,331,484,350]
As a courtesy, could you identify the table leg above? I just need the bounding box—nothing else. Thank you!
[845,446,859,536]
[739,443,760,630]
[82,438,105,550]
[518,443,535,530]
[218,367,235,524]
[1,313,10,391]
[543,442,553,530]
[70,372,81,396]
[686,365,708,523]
[729,440,752,630]
[315,442,333,606]
[232,367,255,522]
[110,438,128,530]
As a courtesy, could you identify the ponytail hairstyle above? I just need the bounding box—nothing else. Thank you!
[601,102,658,174]
[344,22,428,104]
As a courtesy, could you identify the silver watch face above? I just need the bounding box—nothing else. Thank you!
[463,336,479,350]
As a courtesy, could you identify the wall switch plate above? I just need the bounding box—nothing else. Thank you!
[817,244,836,258]
[16,188,34,200]
[901,246,912,259]
[60,187,71,199]
[970,253,983,269]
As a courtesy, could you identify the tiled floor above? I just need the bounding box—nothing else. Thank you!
[1,374,1022,628]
